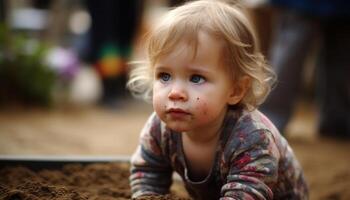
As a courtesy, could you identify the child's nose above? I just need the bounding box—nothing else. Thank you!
[168,83,188,101]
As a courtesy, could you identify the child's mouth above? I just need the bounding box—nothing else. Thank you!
[166,108,190,119]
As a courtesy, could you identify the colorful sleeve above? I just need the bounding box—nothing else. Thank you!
[129,113,173,198]
[220,130,280,200]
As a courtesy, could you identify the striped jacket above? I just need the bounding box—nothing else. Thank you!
[130,108,308,199]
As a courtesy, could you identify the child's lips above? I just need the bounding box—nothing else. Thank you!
[166,108,190,119]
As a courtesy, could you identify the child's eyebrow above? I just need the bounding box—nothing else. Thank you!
[154,64,213,75]
[187,66,212,75]
[154,65,170,71]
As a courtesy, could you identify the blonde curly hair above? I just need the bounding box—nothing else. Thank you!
[127,0,276,110]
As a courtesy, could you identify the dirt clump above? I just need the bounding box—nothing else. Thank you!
[0,163,190,200]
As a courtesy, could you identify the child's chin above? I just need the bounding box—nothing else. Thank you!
[166,123,190,133]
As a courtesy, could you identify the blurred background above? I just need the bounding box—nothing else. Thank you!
[0,0,349,199]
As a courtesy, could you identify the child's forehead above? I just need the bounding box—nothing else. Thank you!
[153,32,230,73]
[155,44,195,66]
[156,31,226,60]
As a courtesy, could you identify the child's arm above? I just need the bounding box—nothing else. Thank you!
[130,113,173,198]
[221,130,280,199]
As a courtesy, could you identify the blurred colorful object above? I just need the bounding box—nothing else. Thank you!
[95,44,128,78]
[0,23,56,106]
[45,47,79,82]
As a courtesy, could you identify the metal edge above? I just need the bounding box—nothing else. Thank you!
[0,155,131,171]
[0,155,131,162]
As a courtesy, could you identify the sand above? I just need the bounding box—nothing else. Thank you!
[0,162,189,200]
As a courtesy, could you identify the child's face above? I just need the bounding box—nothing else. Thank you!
[152,31,241,133]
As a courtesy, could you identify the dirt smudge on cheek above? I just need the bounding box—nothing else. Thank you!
[195,97,208,116]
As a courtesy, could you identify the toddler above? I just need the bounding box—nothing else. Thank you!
[127,0,308,199]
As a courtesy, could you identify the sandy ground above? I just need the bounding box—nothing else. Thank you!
[1,98,350,200]
[0,99,153,156]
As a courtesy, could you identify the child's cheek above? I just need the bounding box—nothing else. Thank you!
[152,93,163,116]
[194,97,210,121]
[153,89,169,122]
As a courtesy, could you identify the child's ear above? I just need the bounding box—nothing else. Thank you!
[228,76,250,105]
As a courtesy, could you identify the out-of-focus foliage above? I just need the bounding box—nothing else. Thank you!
[0,23,56,107]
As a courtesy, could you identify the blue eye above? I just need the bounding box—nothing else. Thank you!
[190,75,205,84]
[159,72,171,82]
